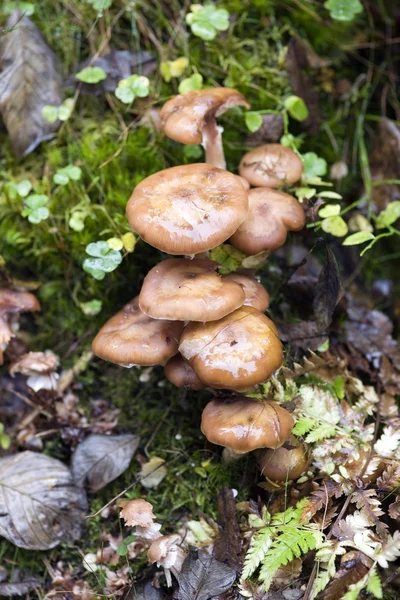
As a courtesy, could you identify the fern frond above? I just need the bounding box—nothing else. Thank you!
[366,568,383,599]
[305,424,336,443]
[292,417,317,436]
[271,497,310,527]
[376,530,400,568]
[310,542,342,600]
[241,528,272,579]
[376,461,400,492]
[258,528,323,592]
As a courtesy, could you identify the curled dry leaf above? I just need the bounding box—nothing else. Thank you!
[72,433,140,491]
[177,548,236,600]
[0,578,42,597]
[0,12,62,156]
[0,451,87,550]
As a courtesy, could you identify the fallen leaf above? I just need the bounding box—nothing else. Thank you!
[0,12,62,156]
[286,37,320,135]
[214,486,242,572]
[177,548,236,600]
[245,113,284,146]
[127,580,165,600]
[0,451,87,550]
[67,49,156,95]
[313,245,342,330]
[140,456,167,489]
[72,433,140,491]
[0,578,42,597]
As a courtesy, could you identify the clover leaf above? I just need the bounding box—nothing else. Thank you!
[324,0,363,21]
[178,73,203,94]
[80,299,103,316]
[69,210,87,232]
[21,194,50,224]
[302,152,328,180]
[115,75,150,104]
[342,231,375,246]
[318,205,348,237]
[42,99,74,123]
[284,95,309,122]
[375,201,400,229]
[75,66,107,84]
[83,241,122,281]
[245,112,263,133]
[160,57,189,82]
[186,4,230,41]
[87,0,112,10]
[54,165,82,186]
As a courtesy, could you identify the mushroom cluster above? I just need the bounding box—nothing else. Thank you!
[0,288,40,365]
[92,86,306,464]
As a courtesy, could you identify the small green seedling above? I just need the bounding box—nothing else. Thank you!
[42,99,74,123]
[324,0,363,21]
[75,66,107,84]
[186,4,230,41]
[115,75,150,104]
[21,194,50,224]
[53,165,82,186]
[83,241,122,280]
[178,73,203,94]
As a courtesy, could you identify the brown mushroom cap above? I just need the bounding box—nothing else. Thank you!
[236,175,251,190]
[147,534,182,565]
[257,445,309,482]
[139,258,245,322]
[160,88,250,145]
[127,164,249,255]
[164,354,205,390]
[179,306,283,391]
[239,144,303,188]
[201,398,294,453]
[223,273,269,312]
[120,499,156,527]
[92,297,183,367]
[0,289,40,315]
[9,350,59,376]
[229,187,305,255]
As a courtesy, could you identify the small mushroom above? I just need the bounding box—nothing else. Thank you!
[92,297,183,367]
[0,289,40,365]
[139,258,245,322]
[229,188,305,255]
[257,444,310,485]
[201,398,294,459]
[126,164,249,255]
[160,88,250,169]
[179,306,283,391]
[9,350,59,392]
[120,499,162,540]
[164,354,205,390]
[147,534,186,586]
[239,144,303,188]
[223,273,269,312]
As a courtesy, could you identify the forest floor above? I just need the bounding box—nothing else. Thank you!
[1,1,400,599]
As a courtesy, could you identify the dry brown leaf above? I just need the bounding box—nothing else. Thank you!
[0,12,61,156]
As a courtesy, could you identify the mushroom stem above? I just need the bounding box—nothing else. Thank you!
[222,447,247,463]
[202,120,226,169]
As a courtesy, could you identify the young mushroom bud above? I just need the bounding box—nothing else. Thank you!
[126,164,249,255]
[229,188,305,256]
[147,534,186,587]
[164,354,205,390]
[139,258,245,322]
[92,297,183,367]
[0,289,41,365]
[239,144,303,188]
[9,350,59,392]
[257,443,310,486]
[223,273,269,312]
[120,499,162,541]
[160,87,250,169]
[179,306,283,391]
[201,398,294,460]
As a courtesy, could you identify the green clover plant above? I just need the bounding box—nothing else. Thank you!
[83,241,122,280]
[186,4,230,41]
[21,194,50,224]
[115,75,150,104]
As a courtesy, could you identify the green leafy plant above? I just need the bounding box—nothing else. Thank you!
[6,180,32,199]
[82,241,122,280]
[318,204,348,237]
[241,499,323,592]
[86,0,112,10]
[3,2,34,15]
[116,534,137,556]
[75,67,107,84]
[21,194,50,224]
[324,0,363,22]
[80,299,103,316]
[245,112,263,133]
[42,99,74,123]
[115,75,150,104]
[284,95,309,122]
[53,165,82,186]
[178,73,203,94]
[292,385,341,443]
[160,57,189,82]
[186,4,230,41]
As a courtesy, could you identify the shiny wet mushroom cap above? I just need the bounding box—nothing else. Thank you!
[139,258,245,321]
[179,306,283,391]
[257,444,310,483]
[201,398,294,453]
[223,273,269,312]
[127,164,249,256]
[239,144,303,188]
[160,88,250,169]
[229,188,305,255]
[164,354,205,390]
[92,297,183,367]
